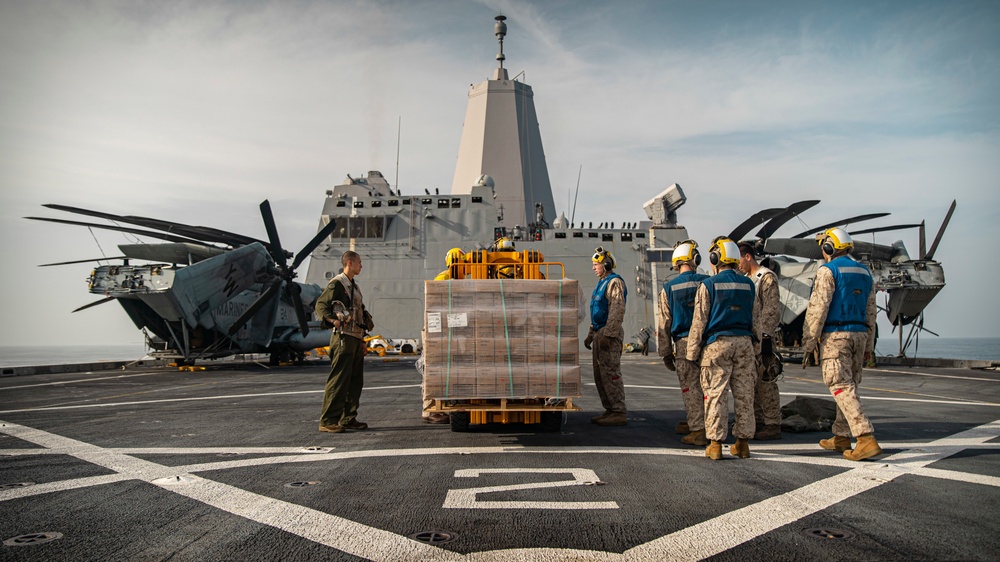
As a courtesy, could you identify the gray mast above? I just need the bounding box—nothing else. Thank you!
[450,15,557,230]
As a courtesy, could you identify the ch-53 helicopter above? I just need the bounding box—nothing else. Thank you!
[27,201,337,365]
[727,199,956,357]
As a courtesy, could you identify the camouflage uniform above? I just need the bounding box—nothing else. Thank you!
[315,272,369,428]
[657,288,704,432]
[802,265,877,438]
[686,277,762,442]
[587,275,627,414]
[751,268,782,427]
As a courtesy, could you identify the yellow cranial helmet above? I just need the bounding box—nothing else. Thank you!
[592,246,616,270]
[445,247,464,266]
[817,227,854,255]
[709,236,740,266]
[671,239,701,269]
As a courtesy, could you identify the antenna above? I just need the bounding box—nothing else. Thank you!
[571,165,582,227]
[494,15,507,70]
[394,116,401,195]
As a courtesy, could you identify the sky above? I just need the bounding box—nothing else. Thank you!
[1,0,998,349]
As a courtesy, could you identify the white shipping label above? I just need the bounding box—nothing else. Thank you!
[447,312,468,328]
[427,312,442,333]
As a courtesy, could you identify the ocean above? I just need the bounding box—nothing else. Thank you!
[1,338,998,368]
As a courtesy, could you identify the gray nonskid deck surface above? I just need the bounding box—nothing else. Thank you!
[2,355,998,561]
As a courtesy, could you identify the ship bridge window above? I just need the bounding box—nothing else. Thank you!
[388,199,399,207]
[437,198,449,208]
[403,198,411,204]
[636,232,645,239]
[621,232,633,241]
[472,196,483,203]
[602,233,613,242]
[421,197,433,205]
[336,200,347,207]
[588,232,598,238]
[554,232,566,239]
[330,216,388,240]
[573,232,583,238]
[646,249,672,263]
[353,201,364,208]
[451,198,461,208]
[371,200,382,208]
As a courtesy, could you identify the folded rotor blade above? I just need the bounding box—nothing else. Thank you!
[259,200,288,268]
[791,212,891,239]
[292,219,339,270]
[755,200,820,239]
[40,256,128,267]
[924,200,956,261]
[42,204,260,247]
[728,208,784,241]
[228,278,283,336]
[26,216,218,247]
[72,296,115,313]
[849,223,922,236]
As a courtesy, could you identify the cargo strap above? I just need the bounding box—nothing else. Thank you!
[556,280,563,396]
[446,280,453,398]
[499,279,514,397]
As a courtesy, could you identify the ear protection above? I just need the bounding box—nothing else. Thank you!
[671,239,701,269]
[592,246,616,271]
[709,237,740,266]
[818,227,854,256]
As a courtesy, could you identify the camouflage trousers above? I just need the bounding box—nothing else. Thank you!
[754,374,781,426]
[820,331,874,437]
[592,331,626,414]
[699,336,756,441]
[674,338,705,431]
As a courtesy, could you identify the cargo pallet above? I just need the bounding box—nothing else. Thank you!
[429,398,579,432]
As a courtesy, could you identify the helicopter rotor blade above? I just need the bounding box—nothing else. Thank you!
[292,218,339,270]
[39,256,129,267]
[227,278,283,336]
[755,200,821,240]
[919,220,927,259]
[790,212,891,239]
[42,204,261,247]
[849,223,922,236]
[259,200,288,268]
[26,216,219,247]
[728,208,784,241]
[72,296,116,313]
[924,200,956,261]
[286,282,310,336]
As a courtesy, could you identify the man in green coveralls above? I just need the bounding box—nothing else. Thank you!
[315,251,373,433]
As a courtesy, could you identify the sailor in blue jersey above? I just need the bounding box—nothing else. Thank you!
[686,237,762,460]
[585,247,628,426]
[802,228,883,461]
[657,240,710,446]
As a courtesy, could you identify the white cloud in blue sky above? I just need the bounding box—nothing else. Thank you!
[1,0,997,348]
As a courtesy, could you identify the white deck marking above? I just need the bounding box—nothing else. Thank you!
[444,468,619,509]
[0,371,165,390]
[2,418,998,561]
[0,383,421,414]
[871,368,999,382]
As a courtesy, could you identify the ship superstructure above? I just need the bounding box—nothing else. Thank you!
[304,17,691,345]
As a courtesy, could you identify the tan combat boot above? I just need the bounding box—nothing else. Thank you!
[819,435,852,452]
[843,434,883,461]
[729,438,751,458]
[753,424,782,441]
[705,440,723,460]
[675,421,690,434]
[595,412,627,426]
[681,429,708,446]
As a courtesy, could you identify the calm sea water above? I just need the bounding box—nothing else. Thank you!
[1,338,998,367]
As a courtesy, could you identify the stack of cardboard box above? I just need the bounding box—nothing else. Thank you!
[423,279,581,400]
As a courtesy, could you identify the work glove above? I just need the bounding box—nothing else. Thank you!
[662,355,676,371]
[584,332,594,350]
